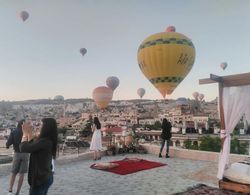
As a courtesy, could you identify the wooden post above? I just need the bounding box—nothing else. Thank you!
[218,82,226,150]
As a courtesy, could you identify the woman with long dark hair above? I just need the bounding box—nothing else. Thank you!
[20,118,58,195]
[90,116,102,160]
[159,118,172,158]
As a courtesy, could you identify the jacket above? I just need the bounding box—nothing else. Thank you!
[6,128,23,153]
[161,121,172,140]
[20,138,53,186]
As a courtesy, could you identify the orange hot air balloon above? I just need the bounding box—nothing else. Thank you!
[137,88,145,98]
[19,11,29,22]
[106,76,120,91]
[137,26,195,98]
[92,86,113,109]
[220,62,227,70]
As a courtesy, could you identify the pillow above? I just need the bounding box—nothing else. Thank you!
[91,162,119,170]
[223,162,250,184]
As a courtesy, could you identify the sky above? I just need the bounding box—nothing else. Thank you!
[0,0,250,102]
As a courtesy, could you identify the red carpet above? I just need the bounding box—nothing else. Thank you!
[90,158,166,175]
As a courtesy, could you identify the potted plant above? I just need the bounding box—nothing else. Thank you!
[106,144,116,156]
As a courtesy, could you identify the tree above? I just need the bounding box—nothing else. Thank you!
[230,138,248,155]
[80,115,93,137]
[199,135,221,152]
[184,139,198,150]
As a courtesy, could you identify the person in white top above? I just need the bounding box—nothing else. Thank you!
[89,117,102,160]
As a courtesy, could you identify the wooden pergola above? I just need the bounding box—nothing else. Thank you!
[199,72,250,193]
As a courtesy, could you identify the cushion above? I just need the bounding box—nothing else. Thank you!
[223,162,250,184]
[91,162,119,170]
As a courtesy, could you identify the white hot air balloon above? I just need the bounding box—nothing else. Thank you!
[19,11,29,22]
[198,93,204,101]
[137,88,146,98]
[192,92,199,100]
[106,76,120,91]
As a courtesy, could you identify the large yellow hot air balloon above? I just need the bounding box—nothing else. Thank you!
[137,26,195,98]
[92,86,113,109]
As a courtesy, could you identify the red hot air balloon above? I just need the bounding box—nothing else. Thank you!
[106,76,120,91]
[166,26,176,32]
[220,62,227,70]
[92,86,113,109]
[137,88,146,98]
[19,11,29,22]
[80,48,87,56]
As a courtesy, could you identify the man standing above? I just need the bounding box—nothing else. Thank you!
[6,119,29,195]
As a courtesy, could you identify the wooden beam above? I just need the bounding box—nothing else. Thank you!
[222,72,250,87]
[199,72,250,87]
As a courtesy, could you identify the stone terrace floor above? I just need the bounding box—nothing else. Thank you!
[0,153,219,195]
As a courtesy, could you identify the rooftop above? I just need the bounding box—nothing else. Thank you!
[0,152,219,195]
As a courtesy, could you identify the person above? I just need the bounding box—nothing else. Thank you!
[19,118,58,195]
[159,118,172,158]
[89,116,102,160]
[6,119,29,195]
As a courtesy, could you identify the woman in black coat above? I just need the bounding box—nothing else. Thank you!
[20,118,58,195]
[159,118,172,158]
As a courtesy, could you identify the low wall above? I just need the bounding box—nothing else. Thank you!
[140,143,247,163]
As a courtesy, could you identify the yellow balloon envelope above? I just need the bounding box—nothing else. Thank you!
[137,27,195,98]
[92,86,113,109]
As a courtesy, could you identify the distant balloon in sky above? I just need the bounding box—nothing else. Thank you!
[192,92,199,100]
[220,62,227,70]
[19,11,29,22]
[92,86,113,109]
[137,88,146,98]
[80,48,87,56]
[106,76,120,91]
[176,97,189,106]
[198,93,204,101]
[137,26,196,98]
[166,26,176,32]
[54,95,64,101]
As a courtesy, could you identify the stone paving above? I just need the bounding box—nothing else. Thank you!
[0,153,219,195]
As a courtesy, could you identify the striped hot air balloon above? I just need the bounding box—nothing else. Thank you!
[137,26,195,98]
[92,86,113,109]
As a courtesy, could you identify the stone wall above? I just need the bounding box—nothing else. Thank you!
[140,143,246,163]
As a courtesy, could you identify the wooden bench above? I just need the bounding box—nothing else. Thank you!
[219,179,250,193]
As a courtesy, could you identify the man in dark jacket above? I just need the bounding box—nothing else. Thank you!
[6,119,29,195]
[159,118,172,158]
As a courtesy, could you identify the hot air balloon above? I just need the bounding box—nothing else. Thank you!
[106,76,119,91]
[198,93,204,101]
[137,88,146,98]
[192,92,199,100]
[137,26,195,98]
[92,86,113,109]
[54,95,64,101]
[19,11,29,22]
[80,48,87,56]
[220,62,227,70]
[176,97,189,106]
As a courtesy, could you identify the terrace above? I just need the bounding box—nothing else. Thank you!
[0,143,246,195]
